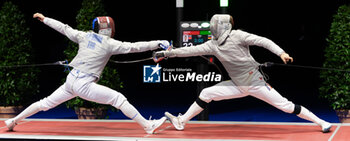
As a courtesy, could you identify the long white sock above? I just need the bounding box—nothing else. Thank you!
[180,102,204,123]
[119,101,149,128]
[13,101,41,123]
[297,106,324,125]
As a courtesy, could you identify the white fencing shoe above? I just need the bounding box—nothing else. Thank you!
[5,119,16,131]
[321,122,332,133]
[165,112,184,131]
[144,116,167,134]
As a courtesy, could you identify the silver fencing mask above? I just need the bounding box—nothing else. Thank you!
[210,14,232,45]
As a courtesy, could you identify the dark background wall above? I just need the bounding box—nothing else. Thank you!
[0,0,348,114]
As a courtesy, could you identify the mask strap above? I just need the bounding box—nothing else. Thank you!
[92,18,98,30]
[106,17,110,27]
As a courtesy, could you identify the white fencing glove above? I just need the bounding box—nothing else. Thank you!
[153,50,173,63]
[158,40,171,50]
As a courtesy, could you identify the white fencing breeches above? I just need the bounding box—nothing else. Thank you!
[38,69,127,111]
[199,80,295,114]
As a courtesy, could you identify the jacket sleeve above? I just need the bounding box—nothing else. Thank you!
[43,17,84,43]
[169,41,213,57]
[108,39,161,55]
[239,30,285,56]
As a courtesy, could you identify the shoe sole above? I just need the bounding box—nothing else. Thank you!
[148,117,167,134]
[5,119,15,131]
[165,112,177,126]
[164,112,184,131]
[322,125,332,133]
[165,112,175,122]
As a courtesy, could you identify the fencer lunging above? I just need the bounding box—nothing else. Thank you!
[155,14,332,133]
[4,13,168,134]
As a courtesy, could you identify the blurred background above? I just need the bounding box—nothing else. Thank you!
[0,0,348,123]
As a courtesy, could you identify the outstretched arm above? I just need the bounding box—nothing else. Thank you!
[108,40,169,55]
[33,13,84,43]
[240,30,293,64]
[154,41,213,58]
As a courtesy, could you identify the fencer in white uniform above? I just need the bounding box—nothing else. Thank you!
[4,13,167,134]
[155,14,332,133]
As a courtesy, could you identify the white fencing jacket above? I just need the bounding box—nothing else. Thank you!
[44,17,161,78]
[168,30,285,91]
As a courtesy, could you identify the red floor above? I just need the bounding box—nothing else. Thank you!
[331,125,350,141]
[0,119,348,141]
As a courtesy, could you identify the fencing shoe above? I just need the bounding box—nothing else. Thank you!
[321,122,332,133]
[144,116,167,134]
[5,119,16,131]
[165,112,185,130]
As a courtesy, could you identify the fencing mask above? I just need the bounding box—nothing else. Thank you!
[92,16,115,38]
[210,14,232,45]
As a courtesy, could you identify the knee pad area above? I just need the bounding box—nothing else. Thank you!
[37,100,50,111]
[196,98,209,109]
[199,88,215,103]
[274,102,296,114]
[292,104,301,115]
